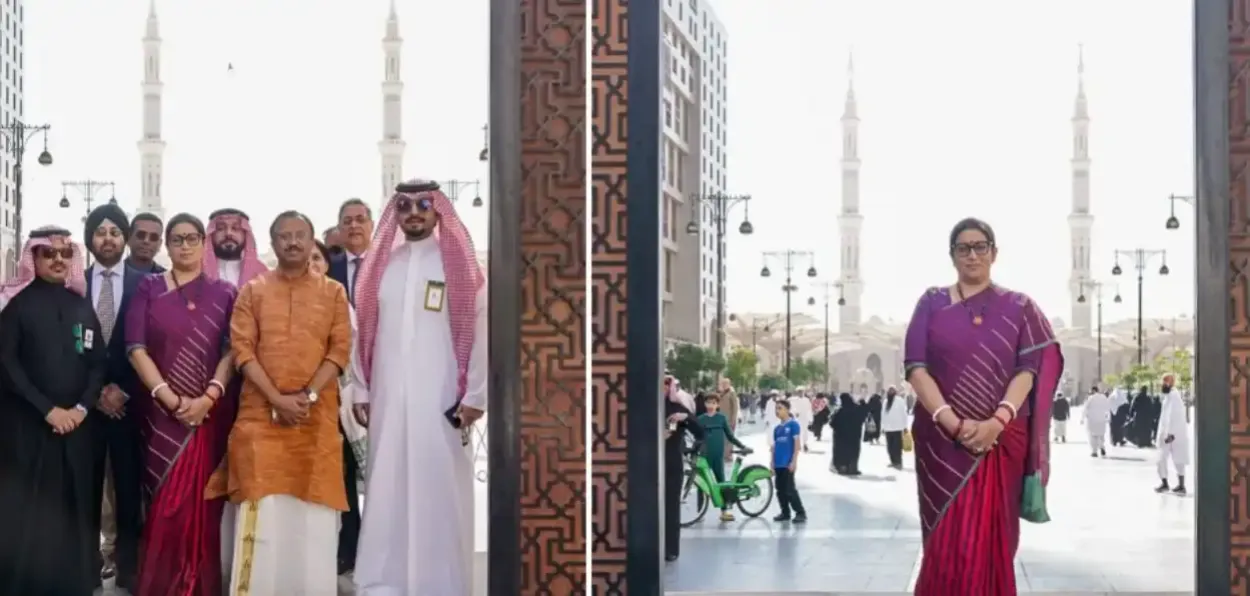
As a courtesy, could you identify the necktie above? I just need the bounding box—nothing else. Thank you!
[349,257,362,304]
[98,270,117,342]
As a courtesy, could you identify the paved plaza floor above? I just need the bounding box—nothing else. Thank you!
[667,411,1196,594]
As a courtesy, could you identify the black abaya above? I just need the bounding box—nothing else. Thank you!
[664,398,704,561]
[0,279,106,596]
[863,395,883,443]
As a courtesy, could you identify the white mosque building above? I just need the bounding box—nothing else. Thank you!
[727,49,1193,395]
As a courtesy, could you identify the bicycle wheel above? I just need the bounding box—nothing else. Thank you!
[734,464,775,518]
[679,469,709,527]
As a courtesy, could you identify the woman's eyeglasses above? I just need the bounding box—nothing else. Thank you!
[35,247,73,260]
[168,233,203,247]
[952,241,993,257]
[396,197,433,214]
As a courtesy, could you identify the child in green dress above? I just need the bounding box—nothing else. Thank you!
[699,393,750,521]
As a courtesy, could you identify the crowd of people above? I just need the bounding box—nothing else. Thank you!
[0,180,487,595]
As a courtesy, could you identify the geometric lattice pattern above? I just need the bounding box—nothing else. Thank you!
[519,0,588,593]
[589,0,629,592]
[1232,4,1250,593]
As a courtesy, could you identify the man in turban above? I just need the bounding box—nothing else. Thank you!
[349,180,487,595]
[203,207,268,287]
[82,203,145,590]
[1154,373,1190,495]
[0,227,105,595]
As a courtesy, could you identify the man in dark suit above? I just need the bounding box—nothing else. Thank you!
[83,204,145,590]
[327,197,372,574]
[125,211,166,273]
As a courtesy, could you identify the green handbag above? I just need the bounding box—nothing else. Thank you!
[1020,472,1051,523]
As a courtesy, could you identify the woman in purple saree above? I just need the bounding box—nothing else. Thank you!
[124,213,239,596]
[905,218,1064,595]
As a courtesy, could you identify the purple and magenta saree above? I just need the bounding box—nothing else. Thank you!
[904,286,1063,595]
[124,274,238,596]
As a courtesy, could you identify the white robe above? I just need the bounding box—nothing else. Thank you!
[790,397,813,443]
[1156,388,1191,469]
[351,238,488,596]
[1083,392,1111,435]
[218,259,242,287]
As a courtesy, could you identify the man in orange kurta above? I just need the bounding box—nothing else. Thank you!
[213,211,352,595]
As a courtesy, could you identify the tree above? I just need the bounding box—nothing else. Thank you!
[758,372,789,392]
[786,358,826,388]
[724,347,759,390]
[665,344,725,391]
[1155,349,1193,391]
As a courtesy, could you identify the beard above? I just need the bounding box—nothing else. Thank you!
[214,239,244,260]
[403,226,433,241]
[1162,384,1173,393]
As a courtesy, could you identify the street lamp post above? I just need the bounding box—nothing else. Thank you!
[760,250,817,379]
[434,179,486,208]
[809,281,846,391]
[1111,248,1169,366]
[727,313,784,367]
[686,193,754,358]
[0,120,54,270]
[1075,277,1109,382]
[1164,194,1195,230]
[61,180,117,268]
[478,124,489,162]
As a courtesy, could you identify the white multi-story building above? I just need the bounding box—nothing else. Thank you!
[660,0,728,350]
[1,1,26,279]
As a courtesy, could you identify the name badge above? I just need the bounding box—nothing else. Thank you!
[83,329,94,350]
[424,281,446,312]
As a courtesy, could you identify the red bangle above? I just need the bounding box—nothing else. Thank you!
[951,419,965,441]
[996,403,1016,421]
[993,412,1011,428]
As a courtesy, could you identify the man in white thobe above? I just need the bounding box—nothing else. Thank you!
[350,180,488,596]
[1082,385,1111,458]
[790,392,813,450]
[1155,374,1191,495]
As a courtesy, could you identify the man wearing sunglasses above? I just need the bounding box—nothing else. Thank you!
[125,212,166,274]
[0,226,106,595]
[349,180,487,595]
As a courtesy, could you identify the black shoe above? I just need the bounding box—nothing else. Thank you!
[100,563,117,581]
[338,559,355,576]
[792,515,808,524]
[1100,448,1107,456]
[1172,486,1188,495]
[665,553,679,562]
[1155,481,1170,493]
[773,513,791,522]
[1091,452,1098,457]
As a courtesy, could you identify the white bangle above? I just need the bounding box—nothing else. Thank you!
[208,379,226,394]
[997,401,1018,419]
[150,382,169,399]
[931,404,952,422]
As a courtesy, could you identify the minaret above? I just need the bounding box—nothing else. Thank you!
[838,52,865,333]
[378,0,405,201]
[137,0,166,223]
[1068,45,1093,333]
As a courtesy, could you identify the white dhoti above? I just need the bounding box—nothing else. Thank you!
[220,495,340,596]
[1053,420,1067,440]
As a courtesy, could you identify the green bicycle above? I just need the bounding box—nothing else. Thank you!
[679,446,774,526]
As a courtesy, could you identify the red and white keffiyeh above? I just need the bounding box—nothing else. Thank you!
[202,209,269,286]
[0,226,87,312]
[354,180,484,399]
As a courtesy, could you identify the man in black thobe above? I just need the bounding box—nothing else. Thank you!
[84,204,145,590]
[0,227,106,595]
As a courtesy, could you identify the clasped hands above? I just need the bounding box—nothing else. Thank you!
[270,391,313,426]
[155,385,216,429]
[939,410,1004,455]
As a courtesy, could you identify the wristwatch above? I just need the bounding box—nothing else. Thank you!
[304,388,319,403]
[74,404,88,414]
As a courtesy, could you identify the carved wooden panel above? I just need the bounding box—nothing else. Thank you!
[589,0,630,592]
[519,0,588,592]
[1232,1,1250,592]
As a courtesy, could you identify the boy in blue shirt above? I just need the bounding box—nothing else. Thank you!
[770,399,808,523]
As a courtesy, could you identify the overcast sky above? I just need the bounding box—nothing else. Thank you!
[22,0,490,250]
[712,0,1194,330]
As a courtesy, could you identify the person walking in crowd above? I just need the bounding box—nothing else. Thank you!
[717,378,740,433]
[203,208,268,287]
[790,390,813,451]
[1128,386,1155,447]
[350,181,488,595]
[1052,391,1070,442]
[125,212,167,274]
[126,213,240,596]
[1155,374,1190,495]
[881,386,909,470]
[214,211,352,594]
[810,393,830,441]
[698,393,750,521]
[770,399,807,524]
[0,227,105,595]
[864,391,883,444]
[661,375,704,562]
[1109,385,1130,447]
[82,204,146,591]
[830,391,866,475]
[1083,384,1111,458]
[904,217,1062,593]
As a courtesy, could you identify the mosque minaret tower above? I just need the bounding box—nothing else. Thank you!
[138,0,166,223]
[379,0,405,201]
[838,52,865,333]
[1068,45,1093,334]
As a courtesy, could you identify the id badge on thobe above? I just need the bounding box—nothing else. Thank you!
[424,280,446,312]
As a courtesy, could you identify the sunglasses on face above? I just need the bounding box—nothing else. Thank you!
[396,197,432,214]
[952,241,993,257]
[35,247,73,260]
[133,230,161,243]
[168,233,203,248]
